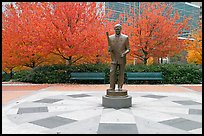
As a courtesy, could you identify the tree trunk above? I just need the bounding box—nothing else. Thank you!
[142,47,148,65]
[160,57,163,64]
[96,55,100,64]
[158,57,160,64]
[9,68,13,79]
[144,58,148,65]
[66,56,72,66]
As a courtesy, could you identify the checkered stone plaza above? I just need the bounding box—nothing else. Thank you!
[2,84,202,134]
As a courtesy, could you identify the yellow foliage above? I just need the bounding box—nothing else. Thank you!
[187,50,202,64]
[13,66,32,72]
[42,53,66,65]
[185,24,202,64]
[146,57,154,65]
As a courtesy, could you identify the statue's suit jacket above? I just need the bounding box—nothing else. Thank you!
[108,34,130,65]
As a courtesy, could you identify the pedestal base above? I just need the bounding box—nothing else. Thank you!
[102,89,132,108]
[102,95,132,108]
[106,89,128,97]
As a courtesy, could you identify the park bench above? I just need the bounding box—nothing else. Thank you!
[126,72,164,84]
[69,72,106,84]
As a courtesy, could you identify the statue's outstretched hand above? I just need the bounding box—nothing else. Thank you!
[121,53,125,58]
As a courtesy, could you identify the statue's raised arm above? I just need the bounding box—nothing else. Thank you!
[106,32,111,52]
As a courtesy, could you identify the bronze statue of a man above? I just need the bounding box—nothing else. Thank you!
[106,24,130,91]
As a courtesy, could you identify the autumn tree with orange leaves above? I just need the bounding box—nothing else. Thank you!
[120,2,190,64]
[2,2,53,70]
[2,2,111,73]
[38,2,108,66]
[2,4,25,75]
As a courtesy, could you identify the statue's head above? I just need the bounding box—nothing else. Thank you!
[114,24,122,35]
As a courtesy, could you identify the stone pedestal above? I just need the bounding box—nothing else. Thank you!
[102,89,132,108]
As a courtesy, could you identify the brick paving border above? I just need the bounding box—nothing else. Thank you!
[2,82,202,105]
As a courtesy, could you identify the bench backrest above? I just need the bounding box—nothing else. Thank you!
[70,72,105,77]
[127,72,163,78]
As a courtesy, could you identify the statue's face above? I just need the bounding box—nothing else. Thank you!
[114,26,121,35]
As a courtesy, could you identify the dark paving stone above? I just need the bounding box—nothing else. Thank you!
[33,98,63,103]
[97,123,138,134]
[142,94,167,99]
[67,94,91,98]
[29,116,76,129]
[159,118,202,131]
[17,107,48,114]
[172,100,201,105]
[189,109,202,115]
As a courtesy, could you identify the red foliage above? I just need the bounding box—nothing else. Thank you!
[121,2,190,64]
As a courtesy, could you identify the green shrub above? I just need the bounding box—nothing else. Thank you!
[12,64,109,84]
[12,63,202,84]
[31,64,70,83]
[2,71,16,82]
[2,72,10,82]
[125,64,202,84]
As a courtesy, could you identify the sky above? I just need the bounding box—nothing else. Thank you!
[2,2,14,12]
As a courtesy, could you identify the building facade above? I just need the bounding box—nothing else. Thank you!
[190,2,202,21]
[104,2,201,64]
[104,2,200,37]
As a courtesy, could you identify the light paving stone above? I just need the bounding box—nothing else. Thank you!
[55,99,96,106]
[65,91,97,94]
[136,100,184,107]
[48,104,95,112]
[58,107,103,121]
[42,115,101,134]
[132,96,157,104]
[167,113,202,123]
[169,93,202,103]
[101,108,118,114]
[182,105,202,109]
[19,91,64,102]
[142,94,167,99]
[75,96,102,104]
[100,109,136,124]
[2,114,19,134]
[12,102,53,108]
[159,96,194,101]
[30,116,77,129]
[46,95,72,100]
[131,108,179,122]
[8,122,49,134]
[140,106,189,114]
[159,118,202,131]
[7,111,67,124]
[118,108,133,114]
[133,116,191,134]
[148,92,201,102]
[48,105,82,112]
[189,128,202,134]
[172,100,201,105]
[128,92,148,97]
[6,108,19,115]
[190,98,202,104]
[87,92,105,97]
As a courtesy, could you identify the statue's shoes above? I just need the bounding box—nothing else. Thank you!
[107,88,115,91]
[118,88,122,91]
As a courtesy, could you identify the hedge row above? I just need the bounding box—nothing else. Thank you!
[10,63,202,84]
